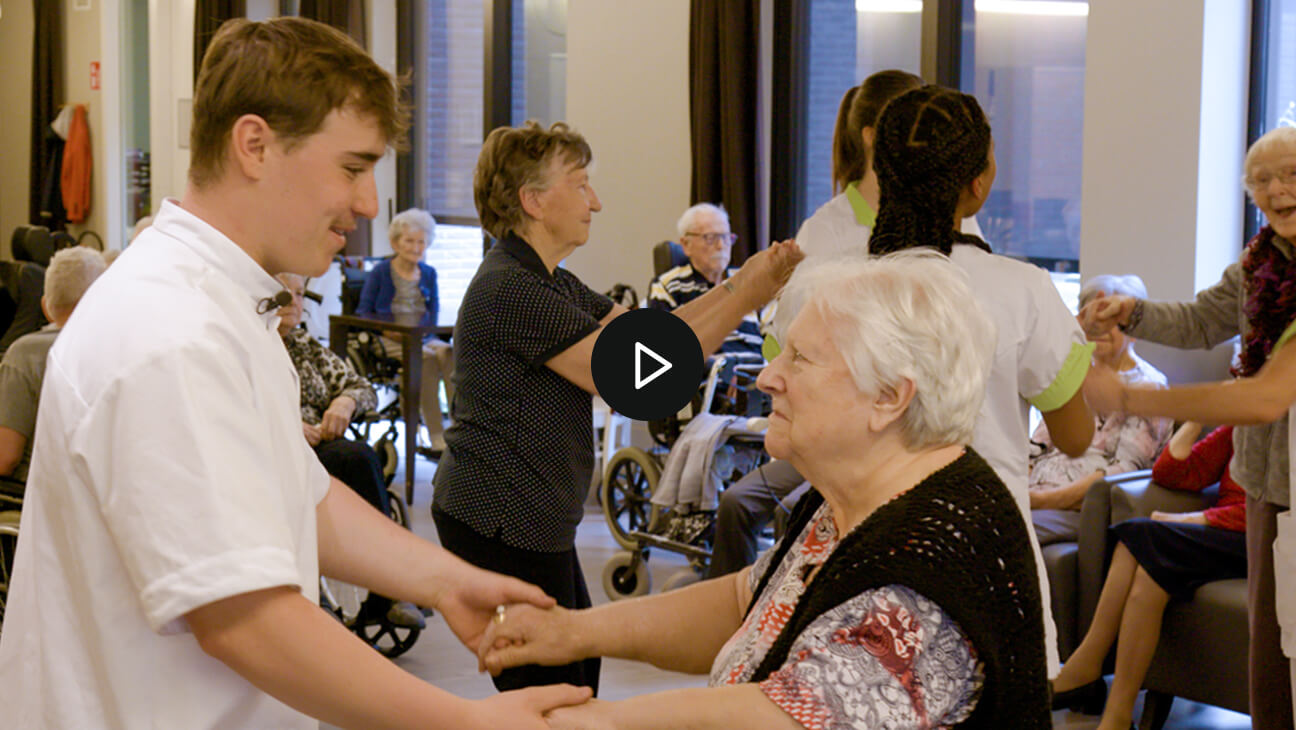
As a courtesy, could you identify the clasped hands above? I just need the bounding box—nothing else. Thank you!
[478,604,614,728]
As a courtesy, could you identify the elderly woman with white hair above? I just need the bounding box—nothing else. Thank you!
[1028,274,1173,545]
[476,251,1052,729]
[1079,125,1296,729]
[356,208,454,452]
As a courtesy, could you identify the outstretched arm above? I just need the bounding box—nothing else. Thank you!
[1085,343,1296,425]
[186,586,589,730]
[315,478,556,653]
[481,568,752,676]
[545,241,802,395]
[545,685,800,730]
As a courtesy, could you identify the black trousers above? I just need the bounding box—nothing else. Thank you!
[315,437,388,514]
[432,506,600,694]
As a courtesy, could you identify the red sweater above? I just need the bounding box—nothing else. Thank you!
[1151,426,1246,532]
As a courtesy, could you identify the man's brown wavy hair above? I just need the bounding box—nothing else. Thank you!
[188,17,410,189]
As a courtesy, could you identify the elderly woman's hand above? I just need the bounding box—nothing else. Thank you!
[477,603,584,676]
[320,396,357,441]
[1078,293,1136,338]
[545,699,615,730]
[728,239,804,309]
[1151,510,1209,525]
[302,421,323,447]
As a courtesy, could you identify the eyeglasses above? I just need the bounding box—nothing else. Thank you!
[1245,167,1296,191]
[684,231,738,247]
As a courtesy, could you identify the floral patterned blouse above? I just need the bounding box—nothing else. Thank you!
[1029,352,1172,489]
[709,500,983,729]
[280,328,377,426]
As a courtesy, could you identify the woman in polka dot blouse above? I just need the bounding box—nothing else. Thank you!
[431,120,801,694]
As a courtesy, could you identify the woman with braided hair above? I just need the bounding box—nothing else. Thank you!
[869,85,1097,678]
[1079,125,1296,729]
[795,69,984,258]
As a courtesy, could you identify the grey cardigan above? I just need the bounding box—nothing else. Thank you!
[1128,237,1292,506]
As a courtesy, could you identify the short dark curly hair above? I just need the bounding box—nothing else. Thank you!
[473,121,593,240]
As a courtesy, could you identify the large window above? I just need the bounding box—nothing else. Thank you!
[787,0,1088,270]
[406,1,570,323]
[1249,0,1296,236]
[961,0,1088,269]
[800,0,922,219]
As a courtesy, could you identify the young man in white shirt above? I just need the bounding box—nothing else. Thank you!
[0,17,589,730]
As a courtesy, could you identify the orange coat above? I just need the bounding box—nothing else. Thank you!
[61,104,92,224]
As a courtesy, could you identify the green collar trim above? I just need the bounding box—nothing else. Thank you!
[845,183,876,228]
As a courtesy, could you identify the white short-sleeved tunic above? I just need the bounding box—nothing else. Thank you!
[0,199,332,729]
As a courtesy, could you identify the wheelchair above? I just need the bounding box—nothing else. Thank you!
[318,480,420,658]
[0,479,22,634]
[599,355,770,600]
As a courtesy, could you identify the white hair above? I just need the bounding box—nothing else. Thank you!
[675,203,729,239]
[1079,273,1148,308]
[44,246,107,317]
[389,208,437,244]
[775,250,996,449]
[1244,126,1296,196]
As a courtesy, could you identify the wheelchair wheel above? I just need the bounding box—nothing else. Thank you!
[661,567,701,593]
[0,511,18,633]
[374,432,399,487]
[386,488,409,528]
[355,617,421,659]
[602,550,651,601]
[600,447,663,551]
[320,576,367,626]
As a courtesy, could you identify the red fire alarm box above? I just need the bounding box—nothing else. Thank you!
[90,62,100,90]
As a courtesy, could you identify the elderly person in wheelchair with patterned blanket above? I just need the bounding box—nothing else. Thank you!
[478,251,1052,729]
[275,272,424,629]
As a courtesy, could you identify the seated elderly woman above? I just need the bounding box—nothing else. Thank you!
[276,273,423,628]
[1051,420,1245,728]
[1029,274,1173,544]
[479,252,1052,728]
[356,208,454,452]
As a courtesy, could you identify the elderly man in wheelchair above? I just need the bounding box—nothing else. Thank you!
[0,247,108,632]
[599,204,773,598]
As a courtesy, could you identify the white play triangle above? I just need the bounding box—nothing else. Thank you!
[634,341,673,390]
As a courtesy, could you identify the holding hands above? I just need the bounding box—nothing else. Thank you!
[477,603,585,675]
[727,239,804,309]
[1077,293,1137,339]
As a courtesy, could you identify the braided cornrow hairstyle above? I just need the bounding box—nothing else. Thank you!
[870,85,993,256]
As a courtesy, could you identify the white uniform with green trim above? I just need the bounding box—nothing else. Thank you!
[1274,322,1296,714]
[950,243,1092,676]
[794,182,983,258]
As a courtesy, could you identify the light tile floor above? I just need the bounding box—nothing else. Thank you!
[328,452,1253,729]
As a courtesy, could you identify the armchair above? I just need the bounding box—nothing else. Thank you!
[1073,471,1248,728]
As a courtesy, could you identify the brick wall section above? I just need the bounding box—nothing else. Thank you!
[804,0,856,217]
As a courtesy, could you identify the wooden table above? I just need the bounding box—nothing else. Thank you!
[329,312,451,503]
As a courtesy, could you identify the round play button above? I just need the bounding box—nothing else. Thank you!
[591,308,706,421]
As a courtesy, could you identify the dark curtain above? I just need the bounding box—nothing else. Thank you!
[30,0,63,227]
[299,0,367,46]
[689,1,759,261]
[194,0,246,85]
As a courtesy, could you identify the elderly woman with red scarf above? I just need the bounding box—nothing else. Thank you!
[1081,125,1296,730]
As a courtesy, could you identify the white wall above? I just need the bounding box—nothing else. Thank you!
[148,0,195,215]
[563,0,692,297]
[1080,0,1249,383]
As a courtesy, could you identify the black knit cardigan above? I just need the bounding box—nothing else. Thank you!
[747,449,1051,728]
